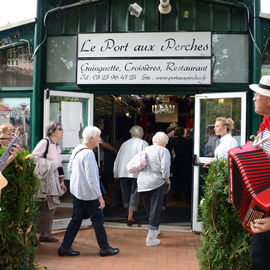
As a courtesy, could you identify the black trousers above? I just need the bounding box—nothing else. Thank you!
[61,195,110,250]
[140,184,166,230]
[250,231,270,270]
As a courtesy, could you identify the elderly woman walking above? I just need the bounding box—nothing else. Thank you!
[114,125,148,226]
[32,121,66,243]
[137,131,171,246]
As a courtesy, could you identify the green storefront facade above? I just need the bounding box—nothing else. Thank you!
[1,0,270,231]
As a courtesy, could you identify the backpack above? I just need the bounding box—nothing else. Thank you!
[126,151,147,173]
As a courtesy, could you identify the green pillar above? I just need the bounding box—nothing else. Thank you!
[30,0,43,151]
[250,0,262,136]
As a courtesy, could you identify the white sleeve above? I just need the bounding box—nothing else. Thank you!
[160,149,171,178]
[84,152,102,198]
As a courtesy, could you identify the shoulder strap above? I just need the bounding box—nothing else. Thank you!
[43,138,50,159]
[73,147,89,159]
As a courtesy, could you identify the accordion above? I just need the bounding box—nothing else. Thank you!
[228,141,270,233]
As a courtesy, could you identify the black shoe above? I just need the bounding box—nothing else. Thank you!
[100,246,120,257]
[58,246,80,256]
[39,236,58,242]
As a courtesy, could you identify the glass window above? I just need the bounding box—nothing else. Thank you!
[48,95,89,154]
[0,45,33,87]
[46,36,77,83]
[212,34,249,83]
[0,98,31,149]
[200,98,241,157]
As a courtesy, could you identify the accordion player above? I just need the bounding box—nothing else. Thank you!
[228,140,270,234]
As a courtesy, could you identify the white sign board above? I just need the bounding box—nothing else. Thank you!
[78,32,211,58]
[77,59,211,85]
[61,101,81,147]
[260,0,270,19]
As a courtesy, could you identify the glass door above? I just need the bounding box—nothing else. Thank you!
[192,92,246,232]
[43,90,94,229]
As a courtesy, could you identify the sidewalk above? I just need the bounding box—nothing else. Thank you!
[36,225,201,270]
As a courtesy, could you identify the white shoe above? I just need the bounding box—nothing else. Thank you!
[154,229,160,237]
[146,236,160,247]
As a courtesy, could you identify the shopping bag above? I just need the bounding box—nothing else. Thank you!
[126,151,147,173]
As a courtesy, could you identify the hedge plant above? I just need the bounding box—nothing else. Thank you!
[0,148,40,270]
[197,159,251,270]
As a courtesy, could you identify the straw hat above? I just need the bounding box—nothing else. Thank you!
[249,76,270,97]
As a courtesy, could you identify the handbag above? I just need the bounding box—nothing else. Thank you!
[126,151,147,173]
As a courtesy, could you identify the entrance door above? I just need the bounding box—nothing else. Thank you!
[192,92,247,232]
[43,90,94,228]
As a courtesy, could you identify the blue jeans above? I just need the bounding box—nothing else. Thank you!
[61,195,109,250]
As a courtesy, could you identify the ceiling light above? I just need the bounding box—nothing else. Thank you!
[152,103,175,114]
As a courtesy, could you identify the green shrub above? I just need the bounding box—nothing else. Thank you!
[0,149,40,270]
[197,159,251,270]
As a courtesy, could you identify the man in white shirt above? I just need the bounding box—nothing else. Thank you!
[58,126,119,257]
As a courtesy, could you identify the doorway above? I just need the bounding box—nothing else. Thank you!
[192,92,247,232]
[45,91,247,231]
[94,94,194,227]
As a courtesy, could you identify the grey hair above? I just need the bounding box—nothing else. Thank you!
[82,126,101,143]
[46,121,61,137]
[129,125,144,138]
[152,131,169,145]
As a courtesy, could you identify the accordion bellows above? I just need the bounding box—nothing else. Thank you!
[228,141,270,233]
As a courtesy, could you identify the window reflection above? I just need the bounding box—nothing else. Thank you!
[0,46,33,87]
[0,98,30,149]
[200,98,241,157]
[212,34,249,83]
[46,36,77,83]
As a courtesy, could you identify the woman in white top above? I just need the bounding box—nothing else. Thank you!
[137,132,171,247]
[113,125,148,226]
[204,117,238,168]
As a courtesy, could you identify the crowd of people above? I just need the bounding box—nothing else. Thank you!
[0,116,229,251]
[2,77,270,266]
